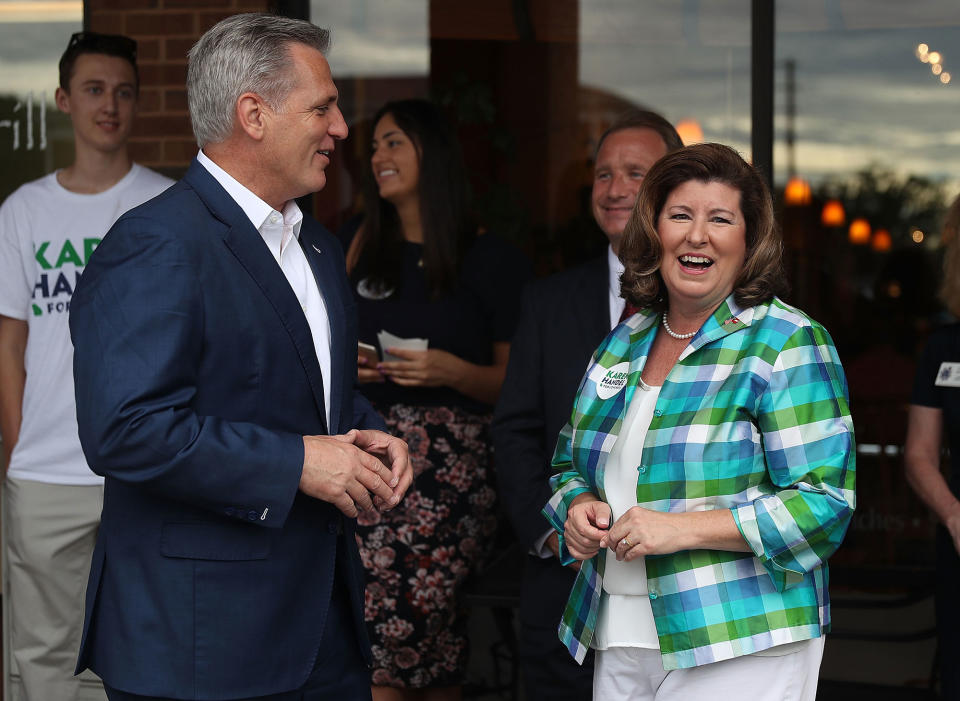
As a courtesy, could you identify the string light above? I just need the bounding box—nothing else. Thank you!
[916,44,951,86]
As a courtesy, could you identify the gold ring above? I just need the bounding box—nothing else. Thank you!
[620,537,630,548]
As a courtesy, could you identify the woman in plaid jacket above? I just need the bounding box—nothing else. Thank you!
[543,143,855,700]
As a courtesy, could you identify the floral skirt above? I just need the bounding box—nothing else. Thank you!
[357,403,498,688]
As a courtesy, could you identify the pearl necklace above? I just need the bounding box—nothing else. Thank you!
[662,312,697,339]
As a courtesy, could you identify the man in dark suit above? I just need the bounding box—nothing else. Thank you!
[69,14,412,701]
[491,109,682,699]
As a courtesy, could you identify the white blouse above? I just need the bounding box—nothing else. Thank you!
[594,378,661,650]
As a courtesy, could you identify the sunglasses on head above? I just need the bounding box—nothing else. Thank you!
[67,31,138,62]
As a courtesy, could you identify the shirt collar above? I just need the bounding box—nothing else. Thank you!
[196,149,302,236]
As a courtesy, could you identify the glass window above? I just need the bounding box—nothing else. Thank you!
[774,0,960,575]
[310,0,751,268]
[0,1,82,201]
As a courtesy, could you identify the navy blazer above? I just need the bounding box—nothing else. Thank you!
[491,257,608,631]
[70,159,383,699]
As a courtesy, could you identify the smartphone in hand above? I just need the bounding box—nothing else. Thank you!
[358,341,379,367]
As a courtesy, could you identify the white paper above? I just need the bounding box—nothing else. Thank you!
[377,330,429,363]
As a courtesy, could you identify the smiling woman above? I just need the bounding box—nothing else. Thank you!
[656,179,747,324]
[544,142,854,700]
[620,143,786,323]
[341,98,531,700]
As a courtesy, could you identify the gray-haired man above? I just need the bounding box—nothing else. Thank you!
[69,13,411,700]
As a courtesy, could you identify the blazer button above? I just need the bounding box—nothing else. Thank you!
[225,507,235,517]
[649,591,659,600]
[637,465,647,475]
[247,510,258,521]
[327,521,339,534]
[653,409,663,417]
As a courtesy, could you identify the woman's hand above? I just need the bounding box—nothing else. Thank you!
[563,493,611,561]
[377,348,462,388]
[357,353,385,384]
[905,405,960,554]
[603,506,683,561]
[375,342,510,405]
[602,507,750,562]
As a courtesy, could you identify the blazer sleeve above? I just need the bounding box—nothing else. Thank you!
[731,321,856,590]
[70,214,303,528]
[352,391,387,432]
[491,286,556,549]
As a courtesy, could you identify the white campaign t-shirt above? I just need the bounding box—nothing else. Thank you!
[0,164,173,484]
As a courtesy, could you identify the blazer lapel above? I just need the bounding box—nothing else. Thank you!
[298,224,346,435]
[577,257,611,344]
[184,161,329,432]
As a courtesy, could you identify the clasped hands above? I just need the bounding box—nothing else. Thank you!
[563,494,682,562]
[300,429,413,518]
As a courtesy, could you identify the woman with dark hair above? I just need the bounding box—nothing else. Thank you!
[905,193,960,700]
[543,143,855,700]
[343,99,530,700]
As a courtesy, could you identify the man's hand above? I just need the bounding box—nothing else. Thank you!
[300,431,408,518]
[336,428,413,511]
[545,531,581,572]
[563,493,610,561]
[946,506,960,556]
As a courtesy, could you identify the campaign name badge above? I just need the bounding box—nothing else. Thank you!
[597,362,630,399]
[936,362,960,387]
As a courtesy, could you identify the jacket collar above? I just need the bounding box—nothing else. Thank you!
[598,293,755,431]
[678,294,754,360]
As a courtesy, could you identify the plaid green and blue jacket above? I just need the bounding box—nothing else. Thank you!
[542,295,855,670]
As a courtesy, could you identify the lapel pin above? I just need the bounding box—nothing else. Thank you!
[723,316,740,325]
[311,244,322,255]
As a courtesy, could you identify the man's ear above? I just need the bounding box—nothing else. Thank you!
[54,86,71,115]
[236,92,267,141]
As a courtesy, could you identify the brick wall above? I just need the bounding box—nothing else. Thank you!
[86,0,271,175]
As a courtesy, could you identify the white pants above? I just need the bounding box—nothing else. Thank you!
[593,637,825,701]
[4,477,106,701]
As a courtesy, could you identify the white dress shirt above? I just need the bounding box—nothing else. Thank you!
[607,244,626,328]
[197,150,332,427]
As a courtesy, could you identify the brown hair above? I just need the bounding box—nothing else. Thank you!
[939,194,960,315]
[619,142,787,312]
[59,31,139,94]
[594,108,684,161]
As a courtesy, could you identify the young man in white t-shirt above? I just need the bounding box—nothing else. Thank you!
[0,32,172,700]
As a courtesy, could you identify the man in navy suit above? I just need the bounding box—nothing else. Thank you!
[69,13,412,701]
[491,109,682,700]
